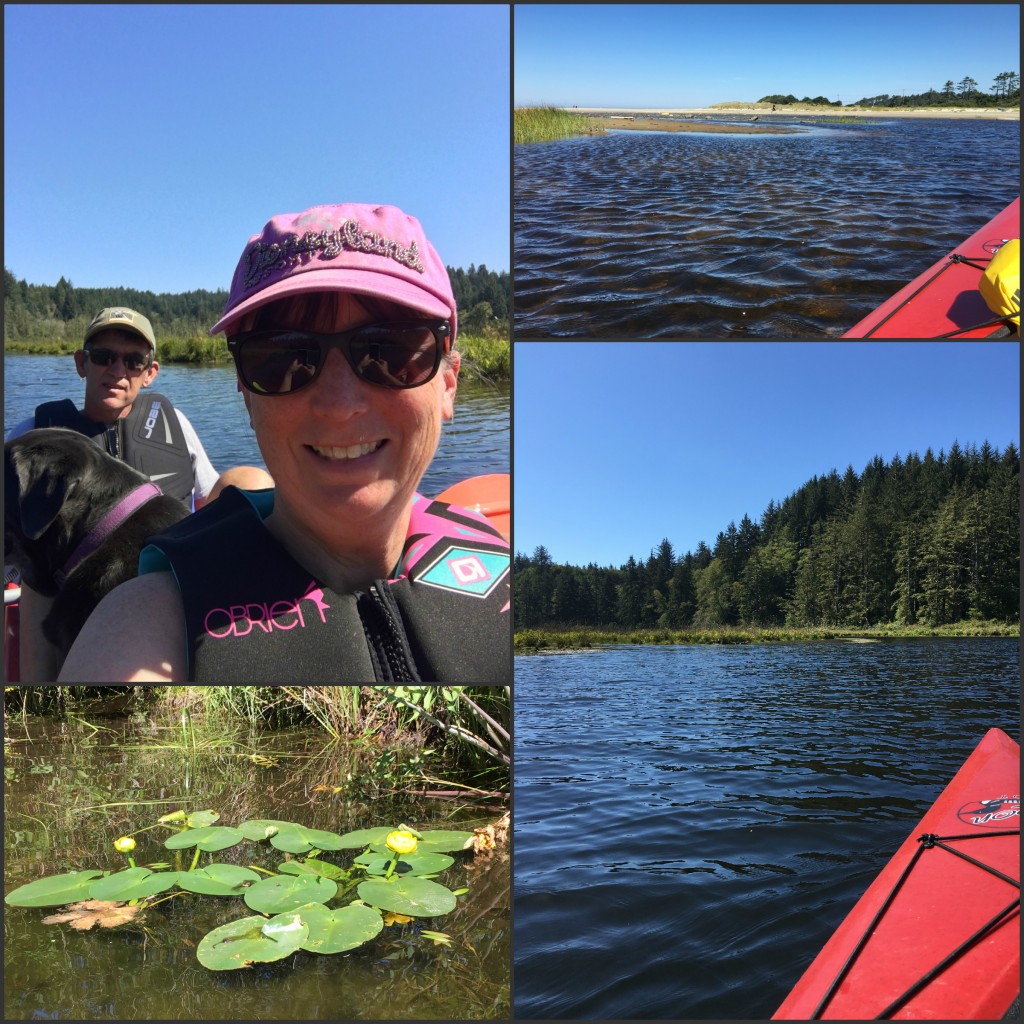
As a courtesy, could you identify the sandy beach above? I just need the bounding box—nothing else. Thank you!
[586,116,798,135]
[572,104,1019,121]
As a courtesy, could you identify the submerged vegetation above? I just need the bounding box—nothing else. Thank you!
[5,807,481,972]
[514,105,597,144]
[4,687,509,1017]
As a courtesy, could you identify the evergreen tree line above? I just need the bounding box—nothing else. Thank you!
[760,71,1020,108]
[3,263,510,345]
[515,442,1020,630]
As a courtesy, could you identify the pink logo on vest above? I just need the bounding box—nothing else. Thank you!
[204,582,331,639]
[449,555,491,585]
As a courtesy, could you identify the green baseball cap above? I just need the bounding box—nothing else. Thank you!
[84,307,156,352]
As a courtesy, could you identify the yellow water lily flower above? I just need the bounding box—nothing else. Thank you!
[385,830,418,855]
[113,836,136,853]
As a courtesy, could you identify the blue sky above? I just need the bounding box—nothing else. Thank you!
[513,342,1020,567]
[514,4,1021,108]
[3,5,509,294]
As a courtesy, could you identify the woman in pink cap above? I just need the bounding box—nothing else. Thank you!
[60,204,510,682]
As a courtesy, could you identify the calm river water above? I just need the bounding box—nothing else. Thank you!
[4,710,509,1020]
[512,638,1019,1020]
[3,354,508,497]
[514,117,1021,337]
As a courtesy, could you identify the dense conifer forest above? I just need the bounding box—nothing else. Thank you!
[515,442,1020,630]
[2,263,510,344]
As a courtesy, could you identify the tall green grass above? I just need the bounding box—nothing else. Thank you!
[455,336,509,380]
[5,686,508,780]
[515,106,596,144]
[515,620,1019,651]
[163,686,363,738]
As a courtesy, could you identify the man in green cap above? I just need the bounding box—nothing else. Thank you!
[6,306,272,680]
[7,306,219,504]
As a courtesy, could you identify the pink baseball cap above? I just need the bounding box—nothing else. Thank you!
[211,203,457,339]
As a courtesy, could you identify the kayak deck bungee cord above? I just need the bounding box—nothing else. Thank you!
[773,727,1019,1020]
[844,197,1020,338]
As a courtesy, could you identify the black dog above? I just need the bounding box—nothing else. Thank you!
[4,427,189,656]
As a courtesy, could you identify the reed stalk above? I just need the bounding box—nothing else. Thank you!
[514,106,597,144]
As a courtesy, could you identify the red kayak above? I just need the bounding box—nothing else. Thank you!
[773,727,1020,1020]
[844,197,1020,337]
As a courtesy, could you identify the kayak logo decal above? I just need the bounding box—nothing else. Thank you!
[957,794,1019,828]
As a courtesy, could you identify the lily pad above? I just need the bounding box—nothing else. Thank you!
[243,873,337,914]
[4,870,107,908]
[89,867,178,902]
[417,830,474,853]
[334,826,393,848]
[185,810,221,828]
[176,864,260,896]
[196,911,308,970]
[357,875,457,917]
[355,850,455,876]
[237,819,299,841]
[164,825,245,853]
[294,901,383,954]
[277,860,349,881]
[268,825,347,854]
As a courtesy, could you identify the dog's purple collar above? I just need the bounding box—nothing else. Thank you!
[53,482,163,588]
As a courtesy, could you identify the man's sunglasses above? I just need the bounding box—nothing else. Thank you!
[227,321,451,396]
[85,347,152,372]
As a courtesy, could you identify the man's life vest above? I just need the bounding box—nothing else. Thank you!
[979,238,1020,331]
[35,392,195,503]
[139,486,512,682]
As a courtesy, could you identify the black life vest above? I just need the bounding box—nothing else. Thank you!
[139,486,512,683]
[35,393,195,503]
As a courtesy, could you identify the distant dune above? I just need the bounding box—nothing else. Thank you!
[568,102,1019,121]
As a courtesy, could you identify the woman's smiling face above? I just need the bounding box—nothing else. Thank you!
[238,292,459,546]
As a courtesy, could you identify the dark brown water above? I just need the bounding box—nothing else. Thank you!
[4,710,509,1020]
[513,117,1020,337]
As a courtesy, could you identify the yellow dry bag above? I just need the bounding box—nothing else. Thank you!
[979,238,1020,330]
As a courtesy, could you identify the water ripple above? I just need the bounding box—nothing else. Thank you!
[513,639,1019,1019]
[514,119,1020,337]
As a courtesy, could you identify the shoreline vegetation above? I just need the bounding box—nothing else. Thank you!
[516,621,1019,652]
[515,102,1019,143]
[514,106,597,144]
[4,263,510,379]
[3,336,510,381]
[4,685,510,785]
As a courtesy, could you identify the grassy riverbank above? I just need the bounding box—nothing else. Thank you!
[5,685,510,779]
[515,105,597,143]
[515,621,1019,652]
[4,336,510,379]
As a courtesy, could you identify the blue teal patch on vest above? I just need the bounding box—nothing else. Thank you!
[414,546,510,598]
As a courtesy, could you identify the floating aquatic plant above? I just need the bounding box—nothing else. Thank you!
[4,810,475,972]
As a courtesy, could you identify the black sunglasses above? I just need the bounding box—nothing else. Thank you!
[227,321,451,396]
[85,347,152,372]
